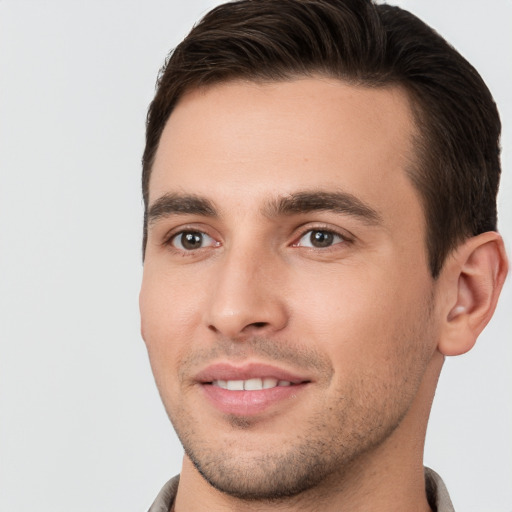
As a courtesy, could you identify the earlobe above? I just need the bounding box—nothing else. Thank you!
[438,232,508,356]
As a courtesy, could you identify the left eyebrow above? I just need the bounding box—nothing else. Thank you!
[263,190,382,225]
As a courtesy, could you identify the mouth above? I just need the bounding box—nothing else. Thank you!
[196,363,311,417]
[211,377,295,390]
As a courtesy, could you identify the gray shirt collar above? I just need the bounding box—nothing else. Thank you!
[148,467,455,512]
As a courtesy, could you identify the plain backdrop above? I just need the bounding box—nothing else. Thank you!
[0,1,510,511]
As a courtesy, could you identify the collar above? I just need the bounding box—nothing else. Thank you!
[148,467,455,512]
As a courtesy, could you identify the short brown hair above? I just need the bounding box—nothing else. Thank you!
[142,0,501,277]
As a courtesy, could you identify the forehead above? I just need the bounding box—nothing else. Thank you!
[149,78,422,230]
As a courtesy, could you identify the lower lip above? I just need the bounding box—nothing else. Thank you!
[201,383,308,416]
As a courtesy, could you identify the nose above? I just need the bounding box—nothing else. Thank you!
[204,244,289,339]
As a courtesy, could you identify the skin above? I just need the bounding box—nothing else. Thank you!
[140,78,507,511]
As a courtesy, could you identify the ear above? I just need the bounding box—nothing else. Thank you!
[437,232,508,356]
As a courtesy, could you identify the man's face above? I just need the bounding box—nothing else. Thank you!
[140,78,441,499]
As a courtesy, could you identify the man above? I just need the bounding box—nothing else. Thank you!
[139,0,508,510]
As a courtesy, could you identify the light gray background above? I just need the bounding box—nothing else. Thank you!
[0,1,510,511]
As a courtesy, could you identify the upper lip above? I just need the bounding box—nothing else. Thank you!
[195,362,311,384]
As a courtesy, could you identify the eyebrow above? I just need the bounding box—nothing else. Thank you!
[147,193,217,224]
[147,189,381,226]
[264,190,382,225]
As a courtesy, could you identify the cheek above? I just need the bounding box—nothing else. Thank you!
[139,267,204,388]
[288,264,435,372]
[141,263,203,334]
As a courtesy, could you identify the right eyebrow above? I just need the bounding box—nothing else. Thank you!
[146,193,217,225]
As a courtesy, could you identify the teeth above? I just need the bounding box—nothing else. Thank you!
[244,378,263,390]
[227,380,244,391]
[263,377,278,389]
[212,378,293,390]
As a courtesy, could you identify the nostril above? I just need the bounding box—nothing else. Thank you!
[250,322,268,329]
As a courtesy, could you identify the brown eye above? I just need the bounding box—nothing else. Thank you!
[310,231,334,247]
[296,229,343,248]
[171,231,214,251]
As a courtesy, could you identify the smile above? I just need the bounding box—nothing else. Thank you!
[196,363,311,416]
[211,378,293,390]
